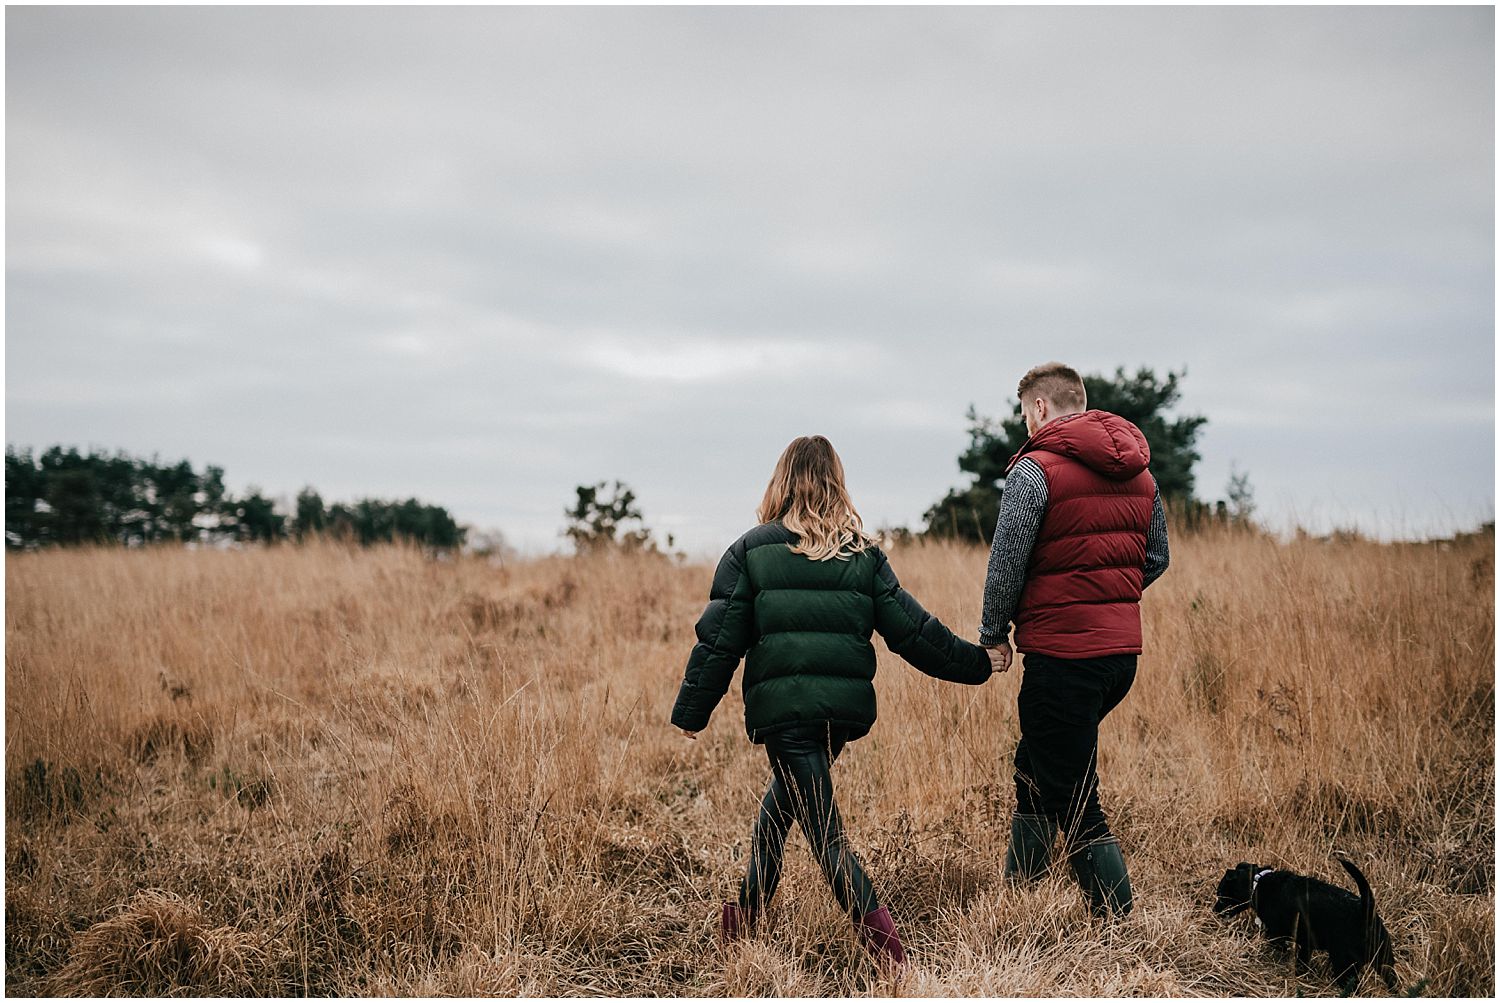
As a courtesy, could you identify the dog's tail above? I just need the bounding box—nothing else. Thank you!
[1337,851,1389,978]
[1336,853,1376,926]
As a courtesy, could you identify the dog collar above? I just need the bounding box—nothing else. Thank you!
[1249,868,1276,927]
[1220,868,1277,920]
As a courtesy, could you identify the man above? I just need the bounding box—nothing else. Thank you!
[979,362,1169,918]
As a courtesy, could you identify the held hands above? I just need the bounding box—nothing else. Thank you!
[985,642,1013,674]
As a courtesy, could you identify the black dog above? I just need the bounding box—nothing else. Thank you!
[1214,854,1396,993]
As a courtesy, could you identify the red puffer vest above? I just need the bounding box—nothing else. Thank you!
[1005,410,1156,659]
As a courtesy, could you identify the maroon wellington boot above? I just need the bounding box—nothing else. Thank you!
[854,906,908,974]
[720,902,752,944]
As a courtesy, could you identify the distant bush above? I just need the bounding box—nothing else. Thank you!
[564,480,670,554]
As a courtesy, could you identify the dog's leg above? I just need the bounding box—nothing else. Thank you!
[1376,932,1398,990]
[1329,951,1360,997]
[1292,912,1312,975]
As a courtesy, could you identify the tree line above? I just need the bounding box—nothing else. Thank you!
[8,368,1245,553]
[4,446,464,550]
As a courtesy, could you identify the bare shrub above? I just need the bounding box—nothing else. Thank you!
[14,758,101,821]
[126,713,214,766]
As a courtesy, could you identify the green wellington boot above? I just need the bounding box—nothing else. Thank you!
[1068,836,1134,917]
[1003,813,1058,882]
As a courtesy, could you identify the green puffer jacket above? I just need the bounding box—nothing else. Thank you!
[670,521,992,742]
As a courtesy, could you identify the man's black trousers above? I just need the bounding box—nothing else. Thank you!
[1014,652,1137,848]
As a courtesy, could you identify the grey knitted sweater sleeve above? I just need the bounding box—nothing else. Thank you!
[978,458,1047,647]
[978,461,1171,646]
[1142,484,1170,589]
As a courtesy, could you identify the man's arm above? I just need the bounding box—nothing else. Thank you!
[1142,480,1169,589]
[979,457,1047,647]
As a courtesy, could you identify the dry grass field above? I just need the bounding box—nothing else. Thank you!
[5,526,1494,996]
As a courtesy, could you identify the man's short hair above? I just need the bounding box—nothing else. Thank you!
[1017,362,1087,413]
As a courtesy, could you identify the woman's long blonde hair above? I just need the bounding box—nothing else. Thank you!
[757,436,875,561]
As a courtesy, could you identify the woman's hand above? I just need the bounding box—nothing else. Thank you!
[986,643,1013,673]
[680,729,698,740]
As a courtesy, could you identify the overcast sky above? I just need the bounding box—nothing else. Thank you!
[7,7,1494,554]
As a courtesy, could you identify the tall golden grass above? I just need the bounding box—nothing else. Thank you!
[5,526,1493,996]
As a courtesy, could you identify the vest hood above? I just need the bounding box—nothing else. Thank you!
[1006,410,1151,481]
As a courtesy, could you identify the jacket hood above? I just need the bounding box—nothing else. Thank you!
[1006,410,1151,481]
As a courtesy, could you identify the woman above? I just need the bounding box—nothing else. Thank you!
[670,435,996,971]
